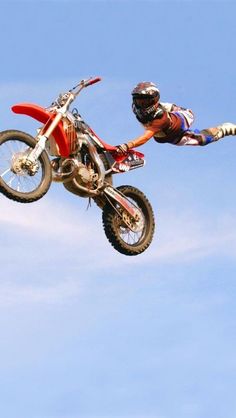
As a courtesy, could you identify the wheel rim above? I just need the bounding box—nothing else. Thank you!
[0,139,44,193]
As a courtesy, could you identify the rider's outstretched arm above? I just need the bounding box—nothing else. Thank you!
[116,129,155,154]
[126,129,155,149]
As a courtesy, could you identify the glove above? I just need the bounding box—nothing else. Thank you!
[116,143,129,154]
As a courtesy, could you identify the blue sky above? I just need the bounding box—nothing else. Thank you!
[0,1,236,418]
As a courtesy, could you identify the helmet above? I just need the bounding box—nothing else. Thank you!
[132,82,161,124]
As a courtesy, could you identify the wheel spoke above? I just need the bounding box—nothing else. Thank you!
[8,174,16,187]
[0,167,11,177]
[115,211,145,246]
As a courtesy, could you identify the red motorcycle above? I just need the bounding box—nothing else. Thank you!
[0,77,155,255]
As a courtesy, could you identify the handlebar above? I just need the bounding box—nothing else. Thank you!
[83,77,102,87]
[53,77,102,109]
[69,77,102,96]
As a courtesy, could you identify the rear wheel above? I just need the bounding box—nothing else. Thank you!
[0,130,52,203]
[102,185,155,256]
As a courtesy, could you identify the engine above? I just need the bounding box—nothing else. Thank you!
[75,162,98,186]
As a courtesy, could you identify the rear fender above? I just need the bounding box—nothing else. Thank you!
[12,103,70,157]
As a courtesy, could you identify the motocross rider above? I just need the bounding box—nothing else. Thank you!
[116,82,236,152]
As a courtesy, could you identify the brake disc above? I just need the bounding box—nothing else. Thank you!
[11,153,39,176]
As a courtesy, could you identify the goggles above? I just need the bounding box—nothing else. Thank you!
[133,95,158,108]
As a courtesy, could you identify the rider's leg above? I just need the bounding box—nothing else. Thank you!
[176,130,210,146]
[212,122,236,140]
[200,122,236,144]
[177,123,236,146]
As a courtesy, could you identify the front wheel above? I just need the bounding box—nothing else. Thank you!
[102,185,155,256]
[0,130,52,203]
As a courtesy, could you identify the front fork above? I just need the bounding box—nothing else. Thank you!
[26,112,63,166]
[21,133,49,175]
[26,134,48,164]
[104,185,143,230]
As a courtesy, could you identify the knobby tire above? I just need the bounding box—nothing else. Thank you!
[102,185,155,256]
[0,130,52,203]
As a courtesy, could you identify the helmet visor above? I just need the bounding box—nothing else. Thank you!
[133,95,157,108]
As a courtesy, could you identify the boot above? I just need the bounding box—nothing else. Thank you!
[214,122,236,140]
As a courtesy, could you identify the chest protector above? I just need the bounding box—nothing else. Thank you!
[144,107,184,144]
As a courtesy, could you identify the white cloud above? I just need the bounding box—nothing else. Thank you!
[1,193,236,268]
[0,277,81,307]
[0,194,234,308]
[126,209,236,265]
[0,194,94,238]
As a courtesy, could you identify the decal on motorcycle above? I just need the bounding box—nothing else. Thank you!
[122,153,145,170]
[118,163,130,172]
[104,186,137,217]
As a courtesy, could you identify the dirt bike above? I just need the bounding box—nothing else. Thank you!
[0,77,155,256]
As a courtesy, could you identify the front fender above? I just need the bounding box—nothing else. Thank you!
[12,103,70,157]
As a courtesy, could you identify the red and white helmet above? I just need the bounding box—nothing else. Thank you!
[132,82,161,123]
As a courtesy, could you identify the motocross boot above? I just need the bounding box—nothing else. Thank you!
[214,122,236,140]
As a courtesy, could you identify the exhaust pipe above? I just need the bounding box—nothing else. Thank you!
[52,158,80,183]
